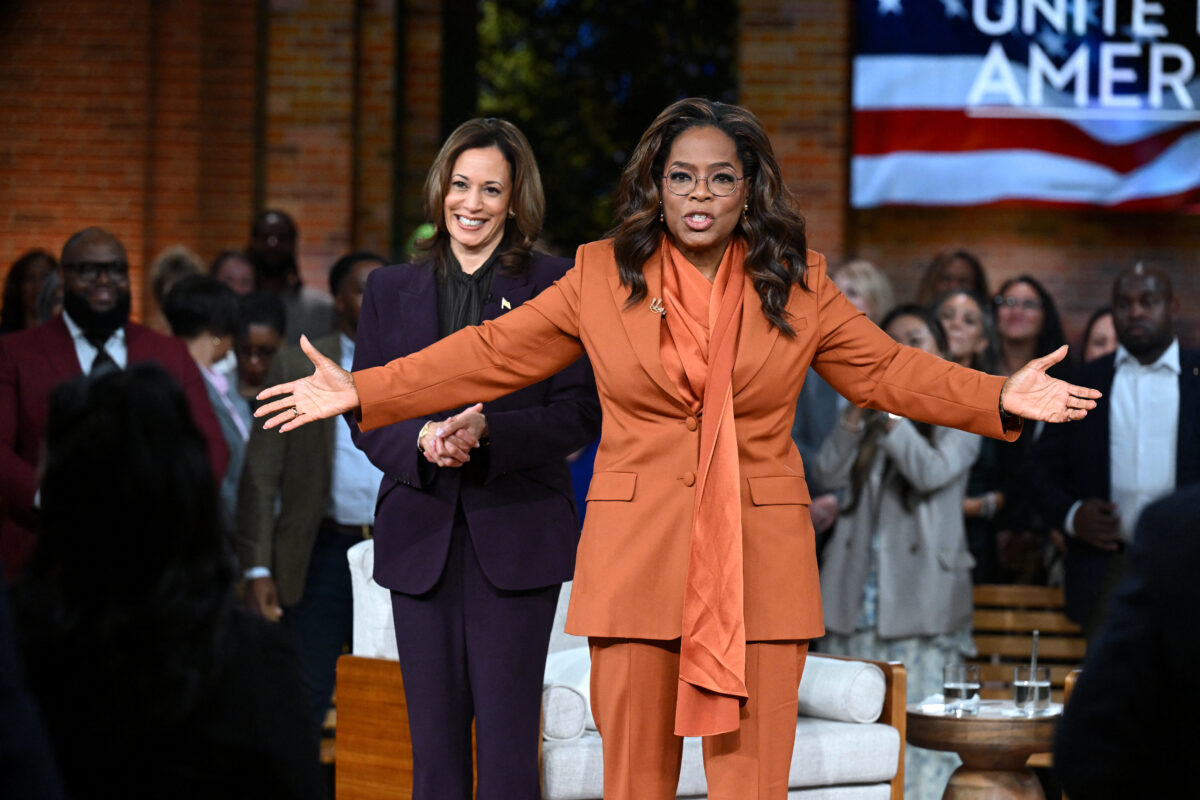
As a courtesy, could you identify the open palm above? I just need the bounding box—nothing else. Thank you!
[1001,345,1101,423]
[254,335,361,432]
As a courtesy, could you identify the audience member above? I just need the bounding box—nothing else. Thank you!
[1031,264,1200,637]
[246,210,334,343]
[792,259,895,546]
[812,305,979,800]
[234,290,287,406]
[35,269,62,324]
[992,275,1070,584]
[936,289,1005,582]
[237,252,385,727]
[1081,306,1116,363]
[14,364,323,800]
[916,249,989,307]
[0,228,228,582]
[146,244,205,333]
[210,249,255,295]
[1,250,57,334]
[1053,484,1200,798]
[163,275,251,536]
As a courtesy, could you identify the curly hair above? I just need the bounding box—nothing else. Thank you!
[610,98,808,335]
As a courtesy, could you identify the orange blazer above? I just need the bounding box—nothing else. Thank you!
[355,240,1015,642]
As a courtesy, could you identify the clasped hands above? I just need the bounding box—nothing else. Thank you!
[419,404,489,468]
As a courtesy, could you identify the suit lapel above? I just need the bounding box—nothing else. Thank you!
[607,242,687,408]
[733,273,781,393]
[1177,350,1200,481]
[396,266,440,356]
[45,316,85,375]
[483,269,534,322]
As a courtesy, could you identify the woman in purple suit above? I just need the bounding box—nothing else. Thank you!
[349,118,600,800]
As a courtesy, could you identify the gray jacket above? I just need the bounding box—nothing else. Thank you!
[812,415,979,639]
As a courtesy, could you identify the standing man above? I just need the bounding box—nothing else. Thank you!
[237,251,385,726]
[1032,264,1200,635]
[247,210,335,344]
[0,227,228,581]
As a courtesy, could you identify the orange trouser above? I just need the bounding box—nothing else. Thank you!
[588,638,809,800]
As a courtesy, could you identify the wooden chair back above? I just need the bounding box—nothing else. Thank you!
[969,584,1085,704]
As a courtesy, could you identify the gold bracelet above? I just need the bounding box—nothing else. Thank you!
[417,420,435,453]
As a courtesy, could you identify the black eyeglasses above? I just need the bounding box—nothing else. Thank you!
[62,260,130,283]
[994,295,1042,311]
[662,168,746,197]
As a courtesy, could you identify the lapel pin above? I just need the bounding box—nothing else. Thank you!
[500,297,511,310]
[649,297,665,317]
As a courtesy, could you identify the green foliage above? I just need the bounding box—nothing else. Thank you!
[478,0,738,252]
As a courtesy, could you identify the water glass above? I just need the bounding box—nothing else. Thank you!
[942,663,981,715]
[1013,665,1051,715]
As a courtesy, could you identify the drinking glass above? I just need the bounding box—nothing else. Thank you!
[942,663,981,715]
[1013,665,1051,715]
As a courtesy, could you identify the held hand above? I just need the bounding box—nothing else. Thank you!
[254,335,360,432]
[420,403,487,468]
[245,576,283,622]
[1074,499,1122,552]
[1000,345,1101,423]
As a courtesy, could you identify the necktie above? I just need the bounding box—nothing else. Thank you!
[86,335,117,376]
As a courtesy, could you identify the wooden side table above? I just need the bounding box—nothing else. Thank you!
[906,701,1060,799]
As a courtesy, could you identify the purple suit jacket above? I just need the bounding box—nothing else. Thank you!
[350,253,600,594]
[0,316,230,580]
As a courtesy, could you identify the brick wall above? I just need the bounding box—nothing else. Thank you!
[0,0,256,320]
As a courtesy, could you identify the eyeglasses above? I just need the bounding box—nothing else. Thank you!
[994,295,1042,311]
[662,168,745,197]
[62,260,130,283]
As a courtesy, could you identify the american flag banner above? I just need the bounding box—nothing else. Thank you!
[851,0,1200,210]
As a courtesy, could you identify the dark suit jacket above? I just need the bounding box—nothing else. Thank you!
[236,334,341,606]
[0,317,229,581]
[1030,349,1200,624]
[350,254,600,594]
[1054,485,1200,799]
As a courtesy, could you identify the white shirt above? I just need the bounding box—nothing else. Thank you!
[1066,338,1180,542]
[326,333,383,526]
[62,311,127,372]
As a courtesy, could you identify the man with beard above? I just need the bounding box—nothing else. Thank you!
[0,227,228,582]
[1032,264,1200,637]
[247,210,334,344]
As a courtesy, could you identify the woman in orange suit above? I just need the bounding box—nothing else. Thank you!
[256,98,1099,800]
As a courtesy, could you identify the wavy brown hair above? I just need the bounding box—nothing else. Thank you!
[611,98,808,334]
[419,117,545,276]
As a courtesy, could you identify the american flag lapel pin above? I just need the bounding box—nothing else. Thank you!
[500,297,511,310]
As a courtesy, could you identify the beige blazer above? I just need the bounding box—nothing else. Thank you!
[355,240,1014,641]
[812,418,980,638]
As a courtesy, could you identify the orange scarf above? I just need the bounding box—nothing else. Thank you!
[659,236,747,736]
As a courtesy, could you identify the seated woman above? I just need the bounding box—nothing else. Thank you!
[14,364,323,800]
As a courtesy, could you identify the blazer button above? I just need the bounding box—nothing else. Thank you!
[685,417,698,431]
[681,471,696,487]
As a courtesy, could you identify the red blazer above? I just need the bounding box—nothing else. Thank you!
[0,316,229,580]
[354,242,1016,641]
